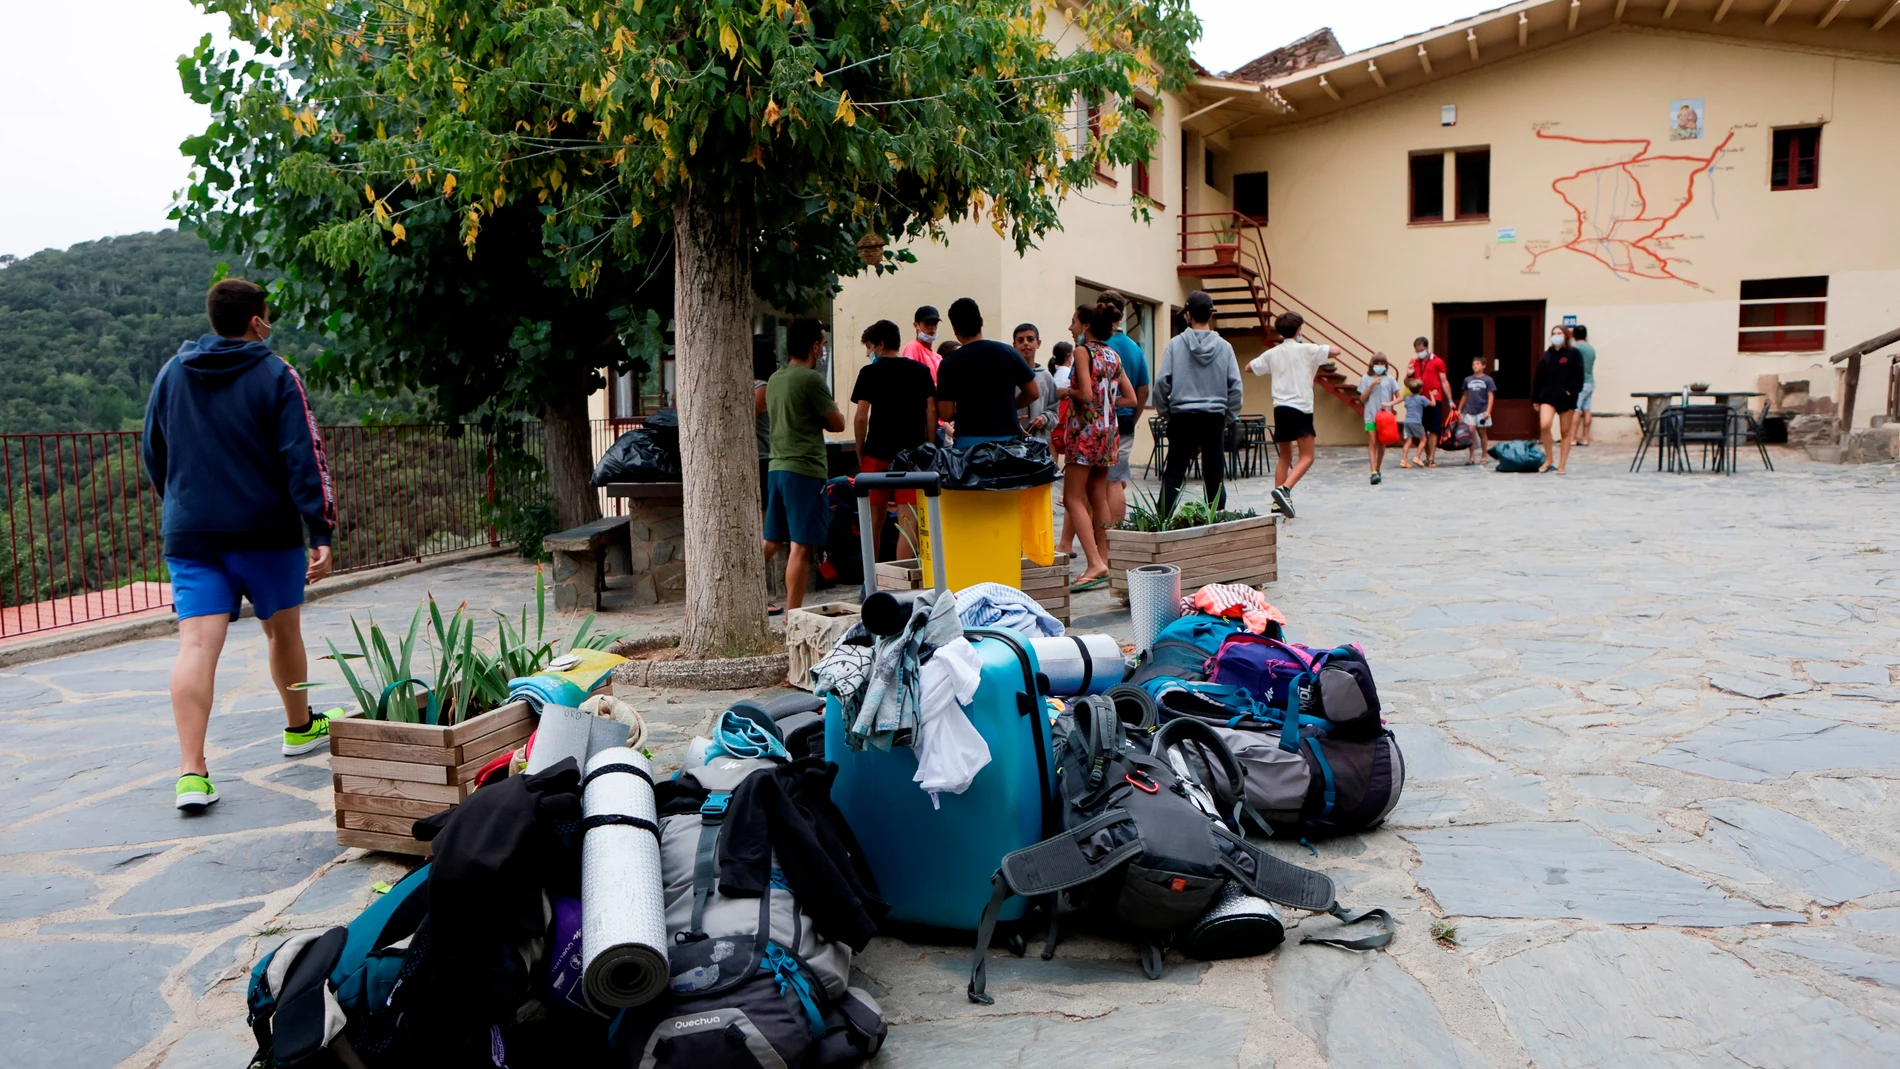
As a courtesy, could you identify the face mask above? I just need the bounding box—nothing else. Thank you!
[918,331,936,344]
[1372,364,1387,374]
[1551,335,1565,346]
[867,348,880,361]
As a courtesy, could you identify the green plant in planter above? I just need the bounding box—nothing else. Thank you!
[1118,487,1258,533]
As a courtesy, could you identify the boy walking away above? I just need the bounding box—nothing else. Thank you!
[901,305,942,380]
[143,279,336,811]
[1247,311,1338,518]
[1408,337,1455,468]
[851,319,936,562]
[935,297,1038,450]
[1357,353,1399,485]
[1461,357,1497,465]
[1096,290,1149,529]
[1155,290,1243,515]
[1014,323,1057,445]
[1399,379,1431,468]
[764,318,846,613]
[1571,324,1597,447]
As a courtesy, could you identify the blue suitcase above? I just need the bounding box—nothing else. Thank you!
[827,470,1058,930]
[824,626,1056,930]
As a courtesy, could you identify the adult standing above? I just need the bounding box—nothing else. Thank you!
[1533,326,1586,474]
[1571,324,1597,447]
[851,319,936,561]
[935,297,1038,450]
[1062,301,1138,590]
[763,318,846,612]
[143,279,336,810]
[1408,336,1456,468]
[1097,290,1149,529]
[1248,311,1338,519]
[1155,290,1243,514]
[1357,353,1400,485]
[901,305,943,380]
[1014,322,1057,445]
[752,335,777,507]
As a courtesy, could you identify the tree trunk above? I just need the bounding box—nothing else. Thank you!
[542,384,601,529]
[674,184,773,658]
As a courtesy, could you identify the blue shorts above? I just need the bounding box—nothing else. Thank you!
[1577,382,1596,412]
[764,470,828,547]
[167,549,307,622]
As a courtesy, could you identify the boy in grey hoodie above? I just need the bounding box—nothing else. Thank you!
[1155,291,1244,515]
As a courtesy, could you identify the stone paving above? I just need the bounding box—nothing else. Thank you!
[4,443,1900,1068]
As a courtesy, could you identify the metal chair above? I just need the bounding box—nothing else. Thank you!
[1628,405,1660,472]
[1729,398,1775,472]
[1668,404,1734,474]
[1144,416,1169,479]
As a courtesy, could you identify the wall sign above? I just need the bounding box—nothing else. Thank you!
[1441,105,1457,127]
[1496,227,1517,245]
[1670,98,1705,140]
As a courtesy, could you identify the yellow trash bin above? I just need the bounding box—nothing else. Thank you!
[918,487,1047,590]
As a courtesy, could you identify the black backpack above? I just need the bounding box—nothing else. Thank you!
[966,697,1391,1003]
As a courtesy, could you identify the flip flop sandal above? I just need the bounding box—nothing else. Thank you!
[767,603,787,616]
[1070,576,1109,593]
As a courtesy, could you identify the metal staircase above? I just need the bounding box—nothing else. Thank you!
[1177,211,1379,414]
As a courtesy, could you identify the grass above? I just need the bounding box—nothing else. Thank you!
[1431,920,1459,948]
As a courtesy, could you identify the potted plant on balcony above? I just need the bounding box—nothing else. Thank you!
[1211,222,1242,265]
[1106,489,1275,601]
[325,571,625,854]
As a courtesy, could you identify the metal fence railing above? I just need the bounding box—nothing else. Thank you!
[0,423,549,639]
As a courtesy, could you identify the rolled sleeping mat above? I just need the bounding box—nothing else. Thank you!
[1104,683,1158,733]
[1126,564,1183,653]
[1029,634,1127,697]
[580,747,669,1009]
[861,589,928,637]
[1180,882,1285,961]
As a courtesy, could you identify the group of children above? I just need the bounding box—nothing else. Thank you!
[1358,337,1496,482]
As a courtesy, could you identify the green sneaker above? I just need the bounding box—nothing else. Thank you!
[175,774,219,810]
[283,709,336,757]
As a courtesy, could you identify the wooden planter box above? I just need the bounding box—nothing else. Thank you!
[875,554,1072,626]
[329,700,538,855]
[1106,515,1277,602]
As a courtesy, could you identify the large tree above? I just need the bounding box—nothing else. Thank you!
[188,0,1198,657]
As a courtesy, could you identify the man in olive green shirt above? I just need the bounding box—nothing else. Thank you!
[764,318,845,612]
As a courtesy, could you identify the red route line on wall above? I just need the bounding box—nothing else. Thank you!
[1529,128,1736,286]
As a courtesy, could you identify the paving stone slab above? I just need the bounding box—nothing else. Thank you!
[1403,822,1800,926]
[1756,932,1900,990]
[871,1002,1249,1069]
[266,759,336,792]
[1646,840,1775,885]
[1708,671,1811,699]
[0,745,179,825]
[1806,662,1892,685]
[1273,942,1495,1069]
[1812,777,1888,812]
[1701,798,1900,906]
[1643,712,1900,782]
[1401,603,1552,629]
[113,830,339,913]
[1570,775,1659,803]
[195,934,247,995]
[1381,656,1481,682]
[0,870,94,921]
[1838,685,1900,703]
[1504,639,1653,684]
[1481,929,1900,1068]
[0,938,185,1069]
[0,675,65,711]
[155,1019,255,1069]
[1474,773,1547,810]
[1841,908,1900,937]
[1399,725,1506,781]
[0,777,327,854]
[43,901,263,935]
[1574,806,1673,839]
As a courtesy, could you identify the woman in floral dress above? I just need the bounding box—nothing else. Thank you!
[1062,301,1137,590]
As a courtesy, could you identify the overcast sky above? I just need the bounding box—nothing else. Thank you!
[0,0,1483,261]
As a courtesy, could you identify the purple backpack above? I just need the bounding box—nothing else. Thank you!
[1206,635,1384,744]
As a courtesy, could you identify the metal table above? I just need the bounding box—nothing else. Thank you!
[1630,390,1762,423]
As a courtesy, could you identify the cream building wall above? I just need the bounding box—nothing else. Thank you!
[1225,27,1900,441]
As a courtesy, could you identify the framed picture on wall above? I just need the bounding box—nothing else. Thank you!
[1669,98,1704,141]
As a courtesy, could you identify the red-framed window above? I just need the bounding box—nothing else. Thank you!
[1771,127,1820,191]
[1738,276,1827,353]
[1455,149,1491,220]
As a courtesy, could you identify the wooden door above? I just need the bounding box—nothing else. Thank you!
[1434,301,1545,440]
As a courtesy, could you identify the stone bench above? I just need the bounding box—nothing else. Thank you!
[543,515,632,612]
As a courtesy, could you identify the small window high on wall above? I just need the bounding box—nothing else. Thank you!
[1455,150,1490,220]
[1233,171,1268,222]
[1771,127,1821,191]
[1739,276,1827,352]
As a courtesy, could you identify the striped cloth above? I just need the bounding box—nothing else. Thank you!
[1180,583,1287,635]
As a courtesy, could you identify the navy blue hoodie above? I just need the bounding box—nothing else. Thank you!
[142,335,336,559]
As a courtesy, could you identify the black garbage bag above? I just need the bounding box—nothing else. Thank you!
[641,407,680,453]
[889,437,1056,490]
[591,428,682,486]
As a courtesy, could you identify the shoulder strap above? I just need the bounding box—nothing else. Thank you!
[1151,717,1248,829]
[682,791,731,942]
[1210,826,1395,951]
[256,926,350,1067]
[1075,694,1123,795]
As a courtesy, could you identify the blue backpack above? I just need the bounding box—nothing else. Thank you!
[1127,615,1246,688]
[246,864,431,1068]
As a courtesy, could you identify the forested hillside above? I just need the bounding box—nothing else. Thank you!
[0,229,412,433]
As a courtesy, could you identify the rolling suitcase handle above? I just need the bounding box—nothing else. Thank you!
[855,471,947,600]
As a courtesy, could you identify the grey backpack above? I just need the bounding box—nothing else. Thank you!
[613,758,885,1069]
[967,697,1393,1003]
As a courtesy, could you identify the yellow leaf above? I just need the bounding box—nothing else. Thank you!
[329,38,342,58]
[719,22,739,59]
[363,183,376,204]
[442,173,456,196]
[834,91,856,126]
[763,99,781,125]
[391,222,407,244]
[812,68,824,86]
[376,121,386,140]
[630,209,642,227]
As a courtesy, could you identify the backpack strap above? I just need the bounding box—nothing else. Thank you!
[1277,673,1309,754]
[1075,695,1124,795]
[1151,717,1255,831]
[967,811,1146,1003]
[1211,827,1395,951]
[681,791,732,943]
[254,926,350,1068]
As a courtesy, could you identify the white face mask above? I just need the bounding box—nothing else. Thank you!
[1372,364,1387,375]
[1551,334,1566,346]
[918,330,936,344]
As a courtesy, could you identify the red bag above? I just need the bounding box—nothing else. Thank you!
[1374,410,1401,446]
